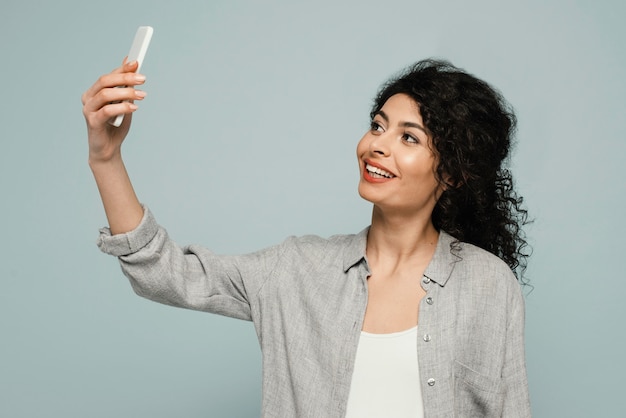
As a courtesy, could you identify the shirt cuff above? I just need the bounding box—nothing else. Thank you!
[96,205,159,257]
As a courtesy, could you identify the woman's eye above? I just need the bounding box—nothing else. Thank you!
[402,133,419,144]
[370,121,384,133]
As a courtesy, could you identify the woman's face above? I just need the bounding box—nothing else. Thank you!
[356,93,442,216]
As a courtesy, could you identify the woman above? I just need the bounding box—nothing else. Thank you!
[82,58,531,417]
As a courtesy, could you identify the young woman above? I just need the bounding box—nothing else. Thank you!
[82,58,531,417]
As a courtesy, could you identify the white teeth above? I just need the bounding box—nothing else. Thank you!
[366,163,394,178]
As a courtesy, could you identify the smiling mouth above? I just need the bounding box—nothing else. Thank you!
[365,163,395,179]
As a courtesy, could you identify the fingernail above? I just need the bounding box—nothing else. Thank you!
[135,90,147,99]
[129,104,138,110]
[134,74,146,82]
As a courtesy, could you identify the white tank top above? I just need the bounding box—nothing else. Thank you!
[345,326,424,418]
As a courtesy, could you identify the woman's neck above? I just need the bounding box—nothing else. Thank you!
[367,205,439,266]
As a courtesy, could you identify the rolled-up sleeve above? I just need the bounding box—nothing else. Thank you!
[97,206,160,257]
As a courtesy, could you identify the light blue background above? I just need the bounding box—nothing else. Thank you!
[1,1,624,417]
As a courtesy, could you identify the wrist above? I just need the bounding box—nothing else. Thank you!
[88,150,123,169]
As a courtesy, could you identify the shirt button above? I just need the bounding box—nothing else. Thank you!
[427,378,436,386]
[422,277,431,284]
[423,334,431,342]
[426,297,434,305]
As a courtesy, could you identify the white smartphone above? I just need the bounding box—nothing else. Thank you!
[109,26,154,127]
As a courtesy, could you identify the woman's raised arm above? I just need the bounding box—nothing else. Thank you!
[82,59,147,235]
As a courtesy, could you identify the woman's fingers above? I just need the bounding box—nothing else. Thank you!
[81,58,147,129]
[81,58,142,104]
[83,86,145,125]
[85,100,138,127]
[87,85,146,111]
[110,58,138,75]
[82,71,145,106]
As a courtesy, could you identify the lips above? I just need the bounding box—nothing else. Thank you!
[365,163,394,178]
[363,160,396,182]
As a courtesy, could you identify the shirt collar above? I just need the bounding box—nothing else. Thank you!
[343,227,461,287]
[343,227,370,272]
[423,230,461,287]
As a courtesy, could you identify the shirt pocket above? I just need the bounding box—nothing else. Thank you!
[453,361,504,418]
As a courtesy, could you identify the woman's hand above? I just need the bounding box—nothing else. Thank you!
[83,59,146,234]
[81,59,147,164]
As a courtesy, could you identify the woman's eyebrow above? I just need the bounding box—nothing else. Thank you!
[401,121,428,134]
[375,110,428,134]
[375,110,390,123]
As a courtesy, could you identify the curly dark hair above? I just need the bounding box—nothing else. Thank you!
[371,59,530,282]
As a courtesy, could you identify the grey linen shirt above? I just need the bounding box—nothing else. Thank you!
[98,207,531,418]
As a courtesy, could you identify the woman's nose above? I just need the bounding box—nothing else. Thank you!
[369,132,391,156]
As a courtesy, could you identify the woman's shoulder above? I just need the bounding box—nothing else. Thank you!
[437,232,526,320]
[440,230,520,291]
[276,227,368,265]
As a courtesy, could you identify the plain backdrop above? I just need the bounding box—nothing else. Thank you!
[1,0,625,417]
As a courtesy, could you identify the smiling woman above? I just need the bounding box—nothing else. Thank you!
[370,60,530,280]
[82,58,531,417]
[357,94,441,219]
